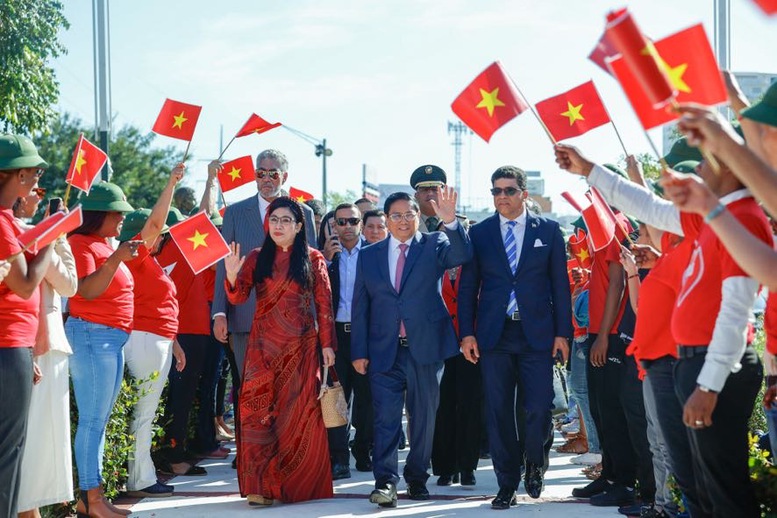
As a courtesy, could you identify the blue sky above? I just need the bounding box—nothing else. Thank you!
[51,0,777,214]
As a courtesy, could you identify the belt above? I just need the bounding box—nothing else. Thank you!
[677,345,708,359]
[506,309,521,321]
[398,337,409,347]
[336,322,351,333]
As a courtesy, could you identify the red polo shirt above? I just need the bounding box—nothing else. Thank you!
[0,210,40,348]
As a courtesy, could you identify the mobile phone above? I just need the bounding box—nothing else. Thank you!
[48,197,62,214]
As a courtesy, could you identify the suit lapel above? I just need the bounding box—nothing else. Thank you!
[399,234,423,291]
[376,240,393,292]
[245,196,264,243]
[515,212,537,274]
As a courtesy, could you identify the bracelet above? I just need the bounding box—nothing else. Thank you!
[704,203,726,223]
[628,274,639,280]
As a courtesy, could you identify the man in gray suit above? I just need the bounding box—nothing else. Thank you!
[212,149,317,379]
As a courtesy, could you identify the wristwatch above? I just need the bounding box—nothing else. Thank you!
[697,384,718,394]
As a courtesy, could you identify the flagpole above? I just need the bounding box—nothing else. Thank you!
[216,135,236,161]
[505,73,558,145]
[642,129,670,170]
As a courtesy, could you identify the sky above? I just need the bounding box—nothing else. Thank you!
[50,0,777,215]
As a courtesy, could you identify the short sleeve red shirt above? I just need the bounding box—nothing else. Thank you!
[68,234,134,333]
[202,267,216,303]
[0,210,40,348]
[765,292,777,355]
[125,238,178,340]
[155,240,210,336]
[671,196,772,345]
[588,239,626,335]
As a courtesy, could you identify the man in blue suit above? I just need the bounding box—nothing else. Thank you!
[458,165,571,509]
[351,187,472,508]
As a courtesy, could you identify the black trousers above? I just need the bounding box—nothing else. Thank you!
[327,323,374,465]
[0,347,33,518]
[674,345,762,518]
[431,353,482,475]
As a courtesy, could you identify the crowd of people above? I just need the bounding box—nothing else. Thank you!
[1,71,776,518]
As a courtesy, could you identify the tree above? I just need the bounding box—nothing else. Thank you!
[0,0,69,134]
[618,152,662,181]
[33,113,179,218]
[325,189,360,211]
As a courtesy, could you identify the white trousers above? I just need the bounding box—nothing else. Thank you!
[124,330,173,491]
[17,351,74,511]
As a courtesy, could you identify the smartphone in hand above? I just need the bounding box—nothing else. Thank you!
[48,197,62,214]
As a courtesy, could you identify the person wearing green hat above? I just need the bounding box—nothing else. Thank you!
[0,133,54,518]
[120,165,189,499]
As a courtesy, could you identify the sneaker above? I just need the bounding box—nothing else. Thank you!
[571,452,602,466]
[560,419,580,434]
[618,503,644,516]
[126,482,174,498]
[590,485,636,507]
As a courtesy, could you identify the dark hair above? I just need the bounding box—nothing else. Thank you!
[254,197,312,289]
[362,209,386,225]
[334,203,360,217]
[69,210,109,237]
[317,210,335,250]
[304,198,326,217]
[383,191,419,214]
[354,197,375,207]
[490,165,528,190]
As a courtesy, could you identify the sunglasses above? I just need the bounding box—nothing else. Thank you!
[490,187,521,196]
[33,187,46,199]
[335,217,360,227]
[256,169,281,180]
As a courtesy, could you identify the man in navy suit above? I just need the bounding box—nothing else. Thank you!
[351,187,473,508]
[458,166,571,509]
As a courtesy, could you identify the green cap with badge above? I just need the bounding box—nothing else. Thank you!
[410,164,447,190]
[118,208,170,242]
[78,182,134,213]
[0,134,49,171]
[741,81,777,128]
[662,137,703,169]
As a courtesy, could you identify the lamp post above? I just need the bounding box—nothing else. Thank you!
[283,126,333,207]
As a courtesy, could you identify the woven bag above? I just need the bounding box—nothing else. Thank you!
[318,366,348,428]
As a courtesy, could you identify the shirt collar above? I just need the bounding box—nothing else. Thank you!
[389,232,420,250]
[498,209,528,227]
[719,188,752,206]
[342,238,363,256]
[257,194,271,213]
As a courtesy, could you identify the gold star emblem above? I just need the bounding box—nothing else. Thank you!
[187,229,209,250]
[577,247,590,262]
[642,43,691,94]
[75,149,87,175]
[561,102,585,125]
[172,111,188,130]
[227,167,242,181]
[476,87,506,117]
[296,196,306,202]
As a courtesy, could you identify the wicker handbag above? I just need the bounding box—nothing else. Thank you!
[318,366,348,428]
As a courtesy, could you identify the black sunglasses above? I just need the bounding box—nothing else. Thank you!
[490,187,520,196]
[335,217,360,227]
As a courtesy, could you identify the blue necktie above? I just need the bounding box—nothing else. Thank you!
[504,221,518,316]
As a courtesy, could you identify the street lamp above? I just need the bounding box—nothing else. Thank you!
[284,126,333,207]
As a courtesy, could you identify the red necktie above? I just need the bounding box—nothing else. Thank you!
[263,210,269,234]
[395,243,408,337]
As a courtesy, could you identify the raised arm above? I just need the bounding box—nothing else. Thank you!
[141,163,184,247]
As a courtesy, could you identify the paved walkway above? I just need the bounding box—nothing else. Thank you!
[122,432,625,517]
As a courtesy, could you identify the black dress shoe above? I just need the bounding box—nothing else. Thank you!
[331,463,351,480]
[437,474,454,486]
[571,476,610,498]
[491,487,517,509]
[406,481,430,500]
[369,483,397,508]
[524,463,543,499]
[460,470,476,486]
[354,457,373,472]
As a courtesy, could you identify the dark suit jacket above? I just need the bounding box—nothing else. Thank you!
[212,194,317,333]
[458,212,572,352]
[351,225,473,373]
[328,238,367,314]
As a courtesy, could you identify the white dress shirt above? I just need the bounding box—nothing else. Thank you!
[258,194,271,222]
[499,209,528,267]
[388,233,420,287]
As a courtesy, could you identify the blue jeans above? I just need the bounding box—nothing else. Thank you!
[66,317,129,490]
[568,337,600,453]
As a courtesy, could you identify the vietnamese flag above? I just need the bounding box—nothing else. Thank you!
[562,189,617,252]
[218,155,255,193]
[17,207,83,254]
[588,32,620,75]
[289,186,314,203]
[65,134,108,194]
[605,8,675,108]
[535,81,611,141]
[168,211,230,275]
[753,0,777,14]
[451,61,529,142]
[568,228,593,269]
[235,113,282,138]
[152,98,202,141]
[609,24,727,130]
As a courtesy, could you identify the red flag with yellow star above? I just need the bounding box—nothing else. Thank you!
[152,98,202,141]
[568,228,592,269]
[534,81,611,141]
[218,155,255,193]
[289,186,314,203]
[65,134,108,193]
[609,24,727,130]
[168,211,230,275]
[235,113,282,138]
[17,207,83,254]
[451,61,528,142]
[588,32,619,75]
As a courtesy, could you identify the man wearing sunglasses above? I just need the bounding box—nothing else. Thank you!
[458,166,571,509]
[212,149,317,404]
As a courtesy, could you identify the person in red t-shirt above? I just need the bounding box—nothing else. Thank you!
[120,164,187,499]
[0,134,54,518]
[66,181,138,518]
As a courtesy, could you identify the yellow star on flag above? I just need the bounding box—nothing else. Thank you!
[476,87,506,117]
[172,111,188,130]
[75,149,87,175]
[577,247,590,262]
[296,196,306,203]
[641,43,691,94]
[187,229,209,250]
[561,102,585,126]
[227,167,242,181]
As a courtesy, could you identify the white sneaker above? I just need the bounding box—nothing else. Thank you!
[571,452,602,466]
[560,419,580,434]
